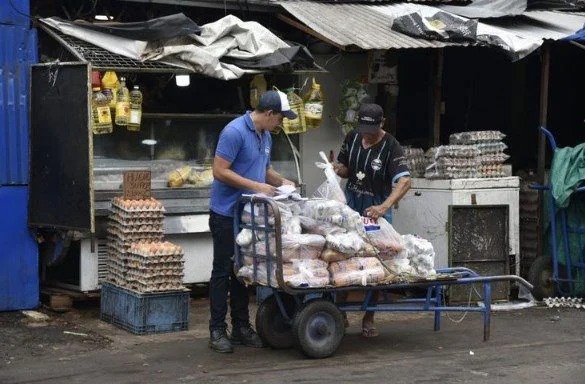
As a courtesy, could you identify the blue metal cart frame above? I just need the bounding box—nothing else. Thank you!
[234,196,533,358]
[529,127,585,298]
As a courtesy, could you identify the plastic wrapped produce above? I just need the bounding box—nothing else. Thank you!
[382,254,414,275]
[245,233,326,261]
[363,217,404,258]
[400,234,436,277]
[299,215,346,237]
[303,199,364,234]
[326,231,365,255]
[320,248,352,262]
[329,257,386,286]
[282,234,326,261]
[237,259,330,287]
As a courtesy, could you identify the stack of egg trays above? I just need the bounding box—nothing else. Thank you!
[126,243,185,293]
[106,199,165,288]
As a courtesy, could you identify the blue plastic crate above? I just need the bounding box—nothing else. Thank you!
[100,283,190,335]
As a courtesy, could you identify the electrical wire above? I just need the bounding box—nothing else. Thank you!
[442,283,484,324]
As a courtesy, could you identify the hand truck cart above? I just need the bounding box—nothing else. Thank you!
[234,196,533,359]
[529,127,585,299]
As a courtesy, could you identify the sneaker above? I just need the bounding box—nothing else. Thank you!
[209,329,233,353]
[230,325,264,348]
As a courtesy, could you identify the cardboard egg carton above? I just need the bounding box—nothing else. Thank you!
[108,221,164,234]
[109,213,164,227]
[127,242,184,257]
[128,281,186,293]
[106,228,164,243]
[126,253,184,265]
[111,197,166,213]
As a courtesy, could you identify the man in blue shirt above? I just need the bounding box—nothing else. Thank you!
[335,103,411,337]
[208,90,297,353]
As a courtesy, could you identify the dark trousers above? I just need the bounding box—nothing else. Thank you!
[209,210,249,331]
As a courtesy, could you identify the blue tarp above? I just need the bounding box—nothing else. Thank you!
[562,26,585,42]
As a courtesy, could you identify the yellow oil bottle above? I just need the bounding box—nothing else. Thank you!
[114,77,130,126]
[101,71,119,111]
[127,85,143,131]
[282,88,306,134]
[303,77,324,129]
[91,87,113,134]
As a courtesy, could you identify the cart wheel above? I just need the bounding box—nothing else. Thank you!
[528,256,555,300]
[292,300,344,359]
[255,294,296,349]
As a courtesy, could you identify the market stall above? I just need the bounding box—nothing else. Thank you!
[29,15,312,292]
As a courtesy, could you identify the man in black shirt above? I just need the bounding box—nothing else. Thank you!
[334,103,411,337]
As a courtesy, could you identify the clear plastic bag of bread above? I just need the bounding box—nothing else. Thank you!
[364,217,404,257]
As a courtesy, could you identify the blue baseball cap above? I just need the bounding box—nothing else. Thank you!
[258,90,298,120]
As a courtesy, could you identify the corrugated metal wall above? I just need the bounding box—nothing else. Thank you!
[0,0,37,185]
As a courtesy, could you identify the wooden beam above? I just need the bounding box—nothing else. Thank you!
[277,13,347,52]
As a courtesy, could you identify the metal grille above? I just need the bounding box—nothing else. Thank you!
[97,238,109,283]
[39,23,184,73]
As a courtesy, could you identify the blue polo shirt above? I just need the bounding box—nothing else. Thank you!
[210,112,272,217]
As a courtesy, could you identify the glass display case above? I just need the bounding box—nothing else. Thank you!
[93,113,300,192]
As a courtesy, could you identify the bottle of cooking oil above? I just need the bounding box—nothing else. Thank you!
[282,88,306,134]
[127,85,143,131]
[101,71,119,111]
[114,76,130,126]
[91,87,113,134]
[303,77,324,129]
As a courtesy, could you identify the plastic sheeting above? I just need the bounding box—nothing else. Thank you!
[40,14,312,80]
[439,0,527,19]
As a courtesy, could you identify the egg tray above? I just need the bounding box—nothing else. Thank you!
[126,255,184,266]
[110,206,165,220]
[126,259,183,270]
[126,281,186,293]
[126,265,184,275]
[106,230,164,243]
[108,221,164,234]
[109,213,164,227]
[111,197,166,212]
[126,271,184,281]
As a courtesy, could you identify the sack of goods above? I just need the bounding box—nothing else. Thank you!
[236,196,437,288]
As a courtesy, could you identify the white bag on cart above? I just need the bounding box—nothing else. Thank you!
[313,151,347,204]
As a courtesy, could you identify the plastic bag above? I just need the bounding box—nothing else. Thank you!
[313,151,347,204]
[363,217,404,258]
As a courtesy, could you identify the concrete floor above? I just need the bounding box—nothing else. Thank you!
[1,296,584,384]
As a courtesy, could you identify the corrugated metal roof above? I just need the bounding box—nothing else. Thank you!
[279,2,585,51]
[483,10,585,41]
[0,26,37,185]
[278,2,464,49]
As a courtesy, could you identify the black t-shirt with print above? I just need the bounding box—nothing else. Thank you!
[337,130,409,199]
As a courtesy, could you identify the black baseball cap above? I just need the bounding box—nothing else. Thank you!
[355,103,384,133]
[257,90,298,120]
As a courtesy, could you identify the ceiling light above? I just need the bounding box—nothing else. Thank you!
[94,15,114,21]
[175,74,190,87]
